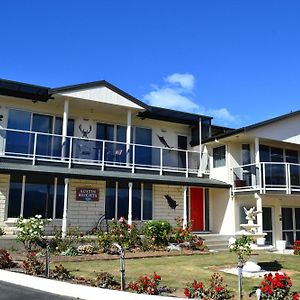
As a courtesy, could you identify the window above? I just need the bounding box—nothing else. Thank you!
[105,181,152,220]
[7,175,64,219]
[213,146,225,168]
[6,109,74,158]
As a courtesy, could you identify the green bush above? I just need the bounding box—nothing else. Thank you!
[143,220,172,247]
[50,226,81,254]
[16,215,50,250]
[52,264,74,280]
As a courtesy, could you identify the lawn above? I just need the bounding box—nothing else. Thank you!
[57,251,300,299]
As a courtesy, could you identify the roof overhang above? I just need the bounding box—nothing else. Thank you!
[0,163,231,189]
[0,78,51,102]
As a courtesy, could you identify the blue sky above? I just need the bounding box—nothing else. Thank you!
[1,1,300,128]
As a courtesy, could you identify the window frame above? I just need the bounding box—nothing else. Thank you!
[213,145,226,168]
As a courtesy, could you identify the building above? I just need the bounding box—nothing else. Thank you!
[204,112,300,247]
[1,78,298,248]
[0,78,231,237]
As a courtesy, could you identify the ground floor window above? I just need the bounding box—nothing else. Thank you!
[7,174,64,219]
[105,181,152,221]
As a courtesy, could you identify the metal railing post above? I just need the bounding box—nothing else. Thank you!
[262,163,266,194]
[32,132,37,165]
[68,137,73,168]
[132,144,135,173]
[101,140,105,171]
[286,163,291,194]
[185,150,189,178]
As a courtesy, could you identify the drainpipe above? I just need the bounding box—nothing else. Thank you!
[62,178,69,238]
[62,98,69,159]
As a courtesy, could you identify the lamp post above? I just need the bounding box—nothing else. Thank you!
[113,243,126,291]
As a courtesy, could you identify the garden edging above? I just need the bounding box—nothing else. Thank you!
[0,269,185,300]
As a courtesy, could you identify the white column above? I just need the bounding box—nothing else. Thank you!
[52,177,58,220]
[198,118,202,177]
[183,186,188,228]
[126,110,132,165]
[62,178,69,238]
[255,193,263,233]
[128,182,133,225]
[62,98,69,159]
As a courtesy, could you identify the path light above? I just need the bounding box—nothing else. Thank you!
[113,243,126,291]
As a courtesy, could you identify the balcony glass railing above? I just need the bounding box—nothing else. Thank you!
[0,128,208,177]
[232,162,300,193]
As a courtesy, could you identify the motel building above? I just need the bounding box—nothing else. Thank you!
[0,78,299,248]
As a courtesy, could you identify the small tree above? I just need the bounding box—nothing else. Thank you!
[229,235,253,300]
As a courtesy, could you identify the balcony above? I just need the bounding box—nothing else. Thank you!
[232,162,300,194]
[0,128,208,177]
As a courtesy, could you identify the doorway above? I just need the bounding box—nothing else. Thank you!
[190,187,204,231]
[282,207,300,247]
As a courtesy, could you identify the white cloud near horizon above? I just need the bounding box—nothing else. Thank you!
[143,73,239,126]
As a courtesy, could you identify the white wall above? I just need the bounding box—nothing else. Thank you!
[209,188,234,234]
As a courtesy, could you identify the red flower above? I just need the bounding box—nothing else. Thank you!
[154,272,161,281]
[184,288,191,298]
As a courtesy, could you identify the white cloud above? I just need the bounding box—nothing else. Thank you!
[165,73,195,90]
[143,73,239,126]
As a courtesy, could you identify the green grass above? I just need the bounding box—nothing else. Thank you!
[56,251,300,298]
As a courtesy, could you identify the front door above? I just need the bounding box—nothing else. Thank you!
[282,207,300,247]
[190,187,204,231]
[262,207,273,245]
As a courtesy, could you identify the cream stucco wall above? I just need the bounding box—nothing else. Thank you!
[209,188,234,234]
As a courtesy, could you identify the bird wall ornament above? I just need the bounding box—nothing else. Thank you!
[164,194,178,210]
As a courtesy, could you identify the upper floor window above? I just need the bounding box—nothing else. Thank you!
[213,145,225,168]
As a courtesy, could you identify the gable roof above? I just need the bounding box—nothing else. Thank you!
[51,80,149,110]
[203,110,300,143]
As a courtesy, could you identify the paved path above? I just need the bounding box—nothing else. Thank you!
[0,281,78,300]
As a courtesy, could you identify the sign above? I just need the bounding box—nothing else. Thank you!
[76,187,99,201]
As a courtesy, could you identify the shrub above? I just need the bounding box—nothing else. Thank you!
[293,240,300,255]
[106,217,141,250]
[92,271,119,288]
[52,264,73,280]
[16,215,50,250]
[257,272,299,300]
[97,231,113,252]
[22,251,44,275]
[0,227,5,237]
[61,246,79,256]
[172,217,194,244]
[77,244,96,255]
[143,220,172,247]
[184,273,233,299]
[229,235,253,265]
[0,249,15,269]
[127,272,162,295]
[50,226,81,254]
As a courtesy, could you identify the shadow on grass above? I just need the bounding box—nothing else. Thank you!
[258,260,282,271]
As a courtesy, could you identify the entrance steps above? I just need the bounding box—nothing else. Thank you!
[196,233,232,251]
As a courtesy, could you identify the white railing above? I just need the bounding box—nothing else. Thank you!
[232,162,300,194]
[0,128,209,177]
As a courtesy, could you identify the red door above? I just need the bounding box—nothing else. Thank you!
[190,187,204,231]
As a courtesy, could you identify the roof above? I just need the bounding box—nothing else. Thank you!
[51,80,149,110]
[0,162,231,189]
[0,77,212,126]
[137,106,212,126]
[203,110,300,143]
[0,78,50,102]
